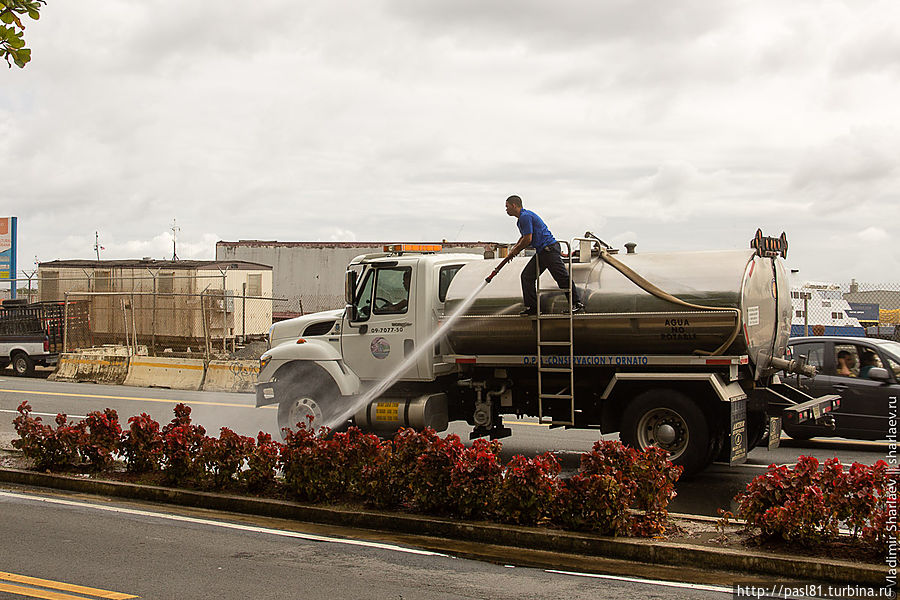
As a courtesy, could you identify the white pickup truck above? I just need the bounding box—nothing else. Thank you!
[0,300,59,376]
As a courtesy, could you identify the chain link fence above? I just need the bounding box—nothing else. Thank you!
[2,272,284,358]
[791,280,900,340]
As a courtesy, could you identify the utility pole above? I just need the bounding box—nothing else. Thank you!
[171,219,180,261]
[94,232,101,261]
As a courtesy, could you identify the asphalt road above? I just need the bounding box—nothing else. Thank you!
[0,373,891,518]
[0,486,736,600]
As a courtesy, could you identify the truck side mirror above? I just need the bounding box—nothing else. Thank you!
[345,304,359,323]
[345,271,357,305]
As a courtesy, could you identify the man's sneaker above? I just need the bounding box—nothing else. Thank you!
[520,306,537,316]
[572,302,585,314]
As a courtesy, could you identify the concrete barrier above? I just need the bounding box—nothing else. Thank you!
[50,353,130,385]
[124,357,206,390]
[202,361,259,393]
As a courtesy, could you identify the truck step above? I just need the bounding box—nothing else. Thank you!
[535,314,571,320]
[539,367,572,373]
[538,341,571,346]
[539,393,573,399]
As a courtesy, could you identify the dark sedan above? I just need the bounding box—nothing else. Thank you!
[782,336,900,441]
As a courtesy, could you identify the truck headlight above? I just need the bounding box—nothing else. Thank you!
[260,354,272,371]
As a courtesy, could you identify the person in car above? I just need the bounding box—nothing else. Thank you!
[836,350,857,377]
[858,351,879,379]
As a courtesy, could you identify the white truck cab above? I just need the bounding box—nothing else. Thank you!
[257,247,481,433]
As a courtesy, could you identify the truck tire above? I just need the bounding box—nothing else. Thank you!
[11,352,35,377]
[276,366,354,438]
[620,389,710,477]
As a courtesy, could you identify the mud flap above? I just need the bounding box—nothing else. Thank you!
[768,416,782,450]
[729,397,747,465]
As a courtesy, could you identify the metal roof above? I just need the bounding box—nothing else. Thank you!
[38,259,272,270]
[216,240,500,250]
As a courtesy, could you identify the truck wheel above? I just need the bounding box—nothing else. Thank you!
[11,352,35,377]
[276,368,352,438]
[620,389,710,477]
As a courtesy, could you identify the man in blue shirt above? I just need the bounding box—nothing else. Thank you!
[501,195,583,316]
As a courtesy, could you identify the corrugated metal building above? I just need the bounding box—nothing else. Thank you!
[215,241,500,316]
[37,259,273,347]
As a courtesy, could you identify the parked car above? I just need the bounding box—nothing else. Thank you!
[782,336,900,441]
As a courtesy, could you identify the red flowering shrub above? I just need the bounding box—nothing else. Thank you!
[201,427,255,489]
[555,472,629,534]
[244,432,282,492]
[120,413,164,473]
[735,456,894,548]
[447,438,503,520]
[410,431,465,514]
[578,441,681,536]
[359,428,434,509]
[279,418,341,502]
[495,452,560,525]
[12,401,86,470]
[329,427,385,501]
[79,408,122,470]
[160,404,207,484]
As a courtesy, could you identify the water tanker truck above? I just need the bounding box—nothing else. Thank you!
[257,232,840,475]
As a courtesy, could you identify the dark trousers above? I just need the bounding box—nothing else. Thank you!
[521,242,582,309]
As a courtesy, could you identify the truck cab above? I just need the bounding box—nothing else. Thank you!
[257,247,482,432]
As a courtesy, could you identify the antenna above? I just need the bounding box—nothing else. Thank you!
[94,231,101,261]
[171,218,180,261]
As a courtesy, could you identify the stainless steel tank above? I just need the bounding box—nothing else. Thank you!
[442,249,792,371]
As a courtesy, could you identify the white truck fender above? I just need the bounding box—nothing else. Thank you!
[258,339,360,405]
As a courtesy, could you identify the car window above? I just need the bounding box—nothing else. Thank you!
[884,354,900,379]
[438,265,464,303]
[790,342,825,370]
[373,267,412,315]
[858,347,884,379]
[833,344,860,378]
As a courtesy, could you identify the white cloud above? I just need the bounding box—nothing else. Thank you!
[2,0,899,288]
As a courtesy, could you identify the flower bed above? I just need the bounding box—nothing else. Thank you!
[731,455,897,556]
[11,401,680,536]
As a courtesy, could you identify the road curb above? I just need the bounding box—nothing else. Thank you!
[0,467,884,586]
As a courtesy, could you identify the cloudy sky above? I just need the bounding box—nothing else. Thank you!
[3,0,898,285]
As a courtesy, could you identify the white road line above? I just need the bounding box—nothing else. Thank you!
[546,569,732,595]
[0,490,447,558]
[0,408,88,419]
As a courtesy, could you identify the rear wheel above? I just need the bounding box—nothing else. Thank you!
[620,389,710,477]
[11,352,35,377]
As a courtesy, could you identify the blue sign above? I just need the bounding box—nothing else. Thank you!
[847,302,879,322]
[0,217,16,299]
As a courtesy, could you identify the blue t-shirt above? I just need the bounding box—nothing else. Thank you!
[517,208,556,250]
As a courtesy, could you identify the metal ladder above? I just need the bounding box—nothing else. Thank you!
[536,240,576,426]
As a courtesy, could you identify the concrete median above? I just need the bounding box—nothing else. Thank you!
[50,353,130,385]
[202,361,259,393]
[123,357,206,390]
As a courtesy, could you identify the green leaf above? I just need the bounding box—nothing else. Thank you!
[13,47,30,68]
[27,8,38,19]
[0,12,15,24]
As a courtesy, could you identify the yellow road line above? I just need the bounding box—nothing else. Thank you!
[0,572,137,599]
[0,388,274,410]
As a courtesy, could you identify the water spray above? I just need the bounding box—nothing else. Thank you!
[324,279,491,430]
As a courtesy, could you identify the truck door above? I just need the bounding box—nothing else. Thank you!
[342,265,420,381]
